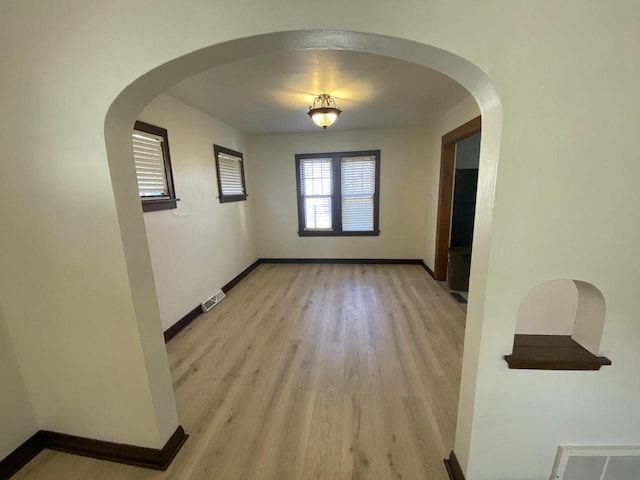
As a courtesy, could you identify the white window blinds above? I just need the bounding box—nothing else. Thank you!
[341,156,376,231]
[132,130,169,197]
[296,149,379,236]
[300,158,332,230]
[217,151,245,196]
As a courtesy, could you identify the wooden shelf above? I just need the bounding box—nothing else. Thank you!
[504,335,611,371]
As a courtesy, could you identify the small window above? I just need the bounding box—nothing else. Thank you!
[132,121,178,212]
[295,150,380,236]
[214,145,247,203]
[299,157,333,230]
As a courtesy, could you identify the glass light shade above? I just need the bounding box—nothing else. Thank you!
[310,108,340,128]
[308,94,342,129]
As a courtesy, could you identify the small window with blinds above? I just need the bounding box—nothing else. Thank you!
[214,145,247,203]
[295,150,380,236]
[132,121,178,212]
[299,158,333,230]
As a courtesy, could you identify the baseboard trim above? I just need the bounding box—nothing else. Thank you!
[444,451,465,480]
[1,426,187,478]
[163,305,202,343]
[421,261,436,278]
[260,258,424,265]
[222,259,262,293]
[44,425,187,471]
[0,431,47,479]
[164,259,262,343]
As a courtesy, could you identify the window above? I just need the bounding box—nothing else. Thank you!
[132,121,178,212]
[295,150,380,236]
[214,145,247,203]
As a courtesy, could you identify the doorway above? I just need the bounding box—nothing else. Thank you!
[434,116,481,287]
[105,30,502,477]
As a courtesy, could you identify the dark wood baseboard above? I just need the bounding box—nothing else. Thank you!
[44,425,187,471]
[260,258,424,265]
[0,431,48,480]
[164,259,262,343]
[222,259,261,293]
[163,305,202,343]
[1,426,187,478]
[444,451,465,480]
[421,261,435,278]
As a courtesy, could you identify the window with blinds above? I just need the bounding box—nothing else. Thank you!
[341,156,376,232]
[299,158,333,230]
[295,150,380,236]
[132,121,178,212]
[214,145,247,203]
[133,130,169,197]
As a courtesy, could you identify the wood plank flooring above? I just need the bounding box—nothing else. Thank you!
[13,264,465,480]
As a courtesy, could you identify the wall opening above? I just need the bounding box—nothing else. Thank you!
[435,116,482,286]
[104,29,502,474]
[506,279,610,370]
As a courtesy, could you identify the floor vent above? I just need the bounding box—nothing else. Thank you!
[201,289,226,312]
[552,446,640,480]
[450,292,468,304]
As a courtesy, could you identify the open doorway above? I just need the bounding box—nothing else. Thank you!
[434,116,481,299]
[104,29,501,479]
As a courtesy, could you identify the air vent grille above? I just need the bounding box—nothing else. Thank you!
[201,289,226,312]
[552,446,640,480]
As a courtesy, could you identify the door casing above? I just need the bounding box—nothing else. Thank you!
[434,116,481,281]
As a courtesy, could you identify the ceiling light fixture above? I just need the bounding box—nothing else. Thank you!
[308,93,342,129]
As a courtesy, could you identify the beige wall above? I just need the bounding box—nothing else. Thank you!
[0,307,37,459]
[2,2,640,479]
[250,126,432,259]
[515,280,578,335]
[421,96,481,268]
[138,94,258,330]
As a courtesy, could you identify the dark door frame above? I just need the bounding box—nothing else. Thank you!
[434,116,481,281]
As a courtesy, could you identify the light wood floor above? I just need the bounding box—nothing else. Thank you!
[14,264,465,480]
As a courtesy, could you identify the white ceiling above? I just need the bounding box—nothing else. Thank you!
[166,49,471,135]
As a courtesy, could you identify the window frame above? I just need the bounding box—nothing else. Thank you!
[133,120,179,212]
[295,150,381,237]
[213,144,248,203]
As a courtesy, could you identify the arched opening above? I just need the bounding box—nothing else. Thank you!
[516,279,580,336]
[507,279,609,370]
[105,30,502,475]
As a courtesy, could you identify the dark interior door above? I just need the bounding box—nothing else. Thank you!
[450,168,478,248]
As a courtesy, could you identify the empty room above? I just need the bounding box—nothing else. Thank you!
[2,3,639,480]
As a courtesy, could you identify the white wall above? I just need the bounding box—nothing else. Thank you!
[0,307,37,459]
[138,94,258,330]
[461,4,640,477]
[2,3,640,479]
[515,280,577,335]
[421,97,481,268]
[250,126,431,259]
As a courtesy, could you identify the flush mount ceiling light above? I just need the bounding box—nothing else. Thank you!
[308,93,342,129]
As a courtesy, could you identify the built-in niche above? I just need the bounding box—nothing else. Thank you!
[504,279,611,370]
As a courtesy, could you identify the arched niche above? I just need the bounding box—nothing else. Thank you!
[507,279,610,370]
[516,279,579,336]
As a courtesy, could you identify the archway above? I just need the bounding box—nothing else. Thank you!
[105,30,502,474]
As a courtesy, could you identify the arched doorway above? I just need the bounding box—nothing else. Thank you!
[105,30,502,475]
